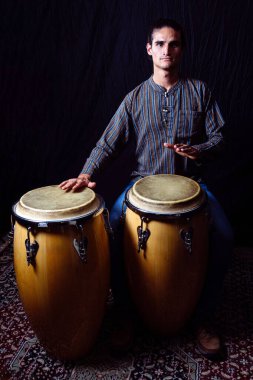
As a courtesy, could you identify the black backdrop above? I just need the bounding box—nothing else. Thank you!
[0,0,253,245]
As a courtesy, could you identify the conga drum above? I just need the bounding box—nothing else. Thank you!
[124,174,209,335]
[12,185,110,360]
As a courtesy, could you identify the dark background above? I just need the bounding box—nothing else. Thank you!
[0,0,252,245]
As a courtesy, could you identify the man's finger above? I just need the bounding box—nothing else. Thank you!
[59,180,68,187]
[87,181,96,189]
[164,143,175,149]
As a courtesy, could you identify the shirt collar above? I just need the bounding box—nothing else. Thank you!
[148,75,182,94]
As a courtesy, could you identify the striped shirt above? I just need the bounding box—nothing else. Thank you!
[81,76,225,180]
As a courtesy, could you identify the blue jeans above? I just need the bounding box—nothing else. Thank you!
[109,180,234,321]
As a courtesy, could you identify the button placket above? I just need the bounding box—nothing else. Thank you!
[162,92,174,143]
[162,91,169,124]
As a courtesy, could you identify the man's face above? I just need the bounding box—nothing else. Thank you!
[146,27,183,72]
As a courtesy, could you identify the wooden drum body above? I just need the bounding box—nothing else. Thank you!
[124,174,209,335]
[13,186,110,360]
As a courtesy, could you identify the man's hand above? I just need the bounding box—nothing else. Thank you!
[164,143,200,160]
[59,174,96,191]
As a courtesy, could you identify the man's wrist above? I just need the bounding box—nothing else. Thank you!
[78,173,91,180]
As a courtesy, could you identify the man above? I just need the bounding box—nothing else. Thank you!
[60,18,233,361]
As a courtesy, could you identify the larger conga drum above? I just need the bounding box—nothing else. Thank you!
[124,174,209,335]
[12,185,110,360]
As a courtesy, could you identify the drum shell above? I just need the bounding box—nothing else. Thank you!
[13,209,110,360]
[124,206,209,335]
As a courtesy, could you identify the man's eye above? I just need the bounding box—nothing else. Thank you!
[156,42,163,47]
[171,42,180,48]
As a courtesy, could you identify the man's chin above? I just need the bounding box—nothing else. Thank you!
[161,65,177,72]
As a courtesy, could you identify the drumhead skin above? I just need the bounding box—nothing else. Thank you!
[127,174,206,215]
[13,185,101,222]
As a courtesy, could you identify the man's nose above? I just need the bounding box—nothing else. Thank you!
[163,44,170,55]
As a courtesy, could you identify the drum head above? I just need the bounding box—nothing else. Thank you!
[13,185,101,222]
[127,174,206,215]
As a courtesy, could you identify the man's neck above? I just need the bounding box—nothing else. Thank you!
[152,70,180,91]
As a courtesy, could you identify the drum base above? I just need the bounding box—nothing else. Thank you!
[14,211,110,360]
[124,208,209,335]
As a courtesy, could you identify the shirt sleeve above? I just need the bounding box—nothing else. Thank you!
[192,85,225,161]
[80,95,132,176]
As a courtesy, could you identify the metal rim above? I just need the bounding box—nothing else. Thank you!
[12,194,105,227]
[125,191,207,220]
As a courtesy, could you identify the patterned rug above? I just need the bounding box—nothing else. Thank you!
[1,234,253,380]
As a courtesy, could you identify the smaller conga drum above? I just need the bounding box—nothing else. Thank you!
[124,174,209,335]
[12,185,110,360]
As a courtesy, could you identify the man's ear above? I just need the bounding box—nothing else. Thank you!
[146,43,152,56]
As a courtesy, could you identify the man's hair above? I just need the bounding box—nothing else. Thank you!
[147,18,186,48]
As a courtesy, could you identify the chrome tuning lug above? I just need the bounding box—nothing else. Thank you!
[137,217,150,252]
[25,227,39,265]
[73,224,88,262]
[180,226,193,254]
